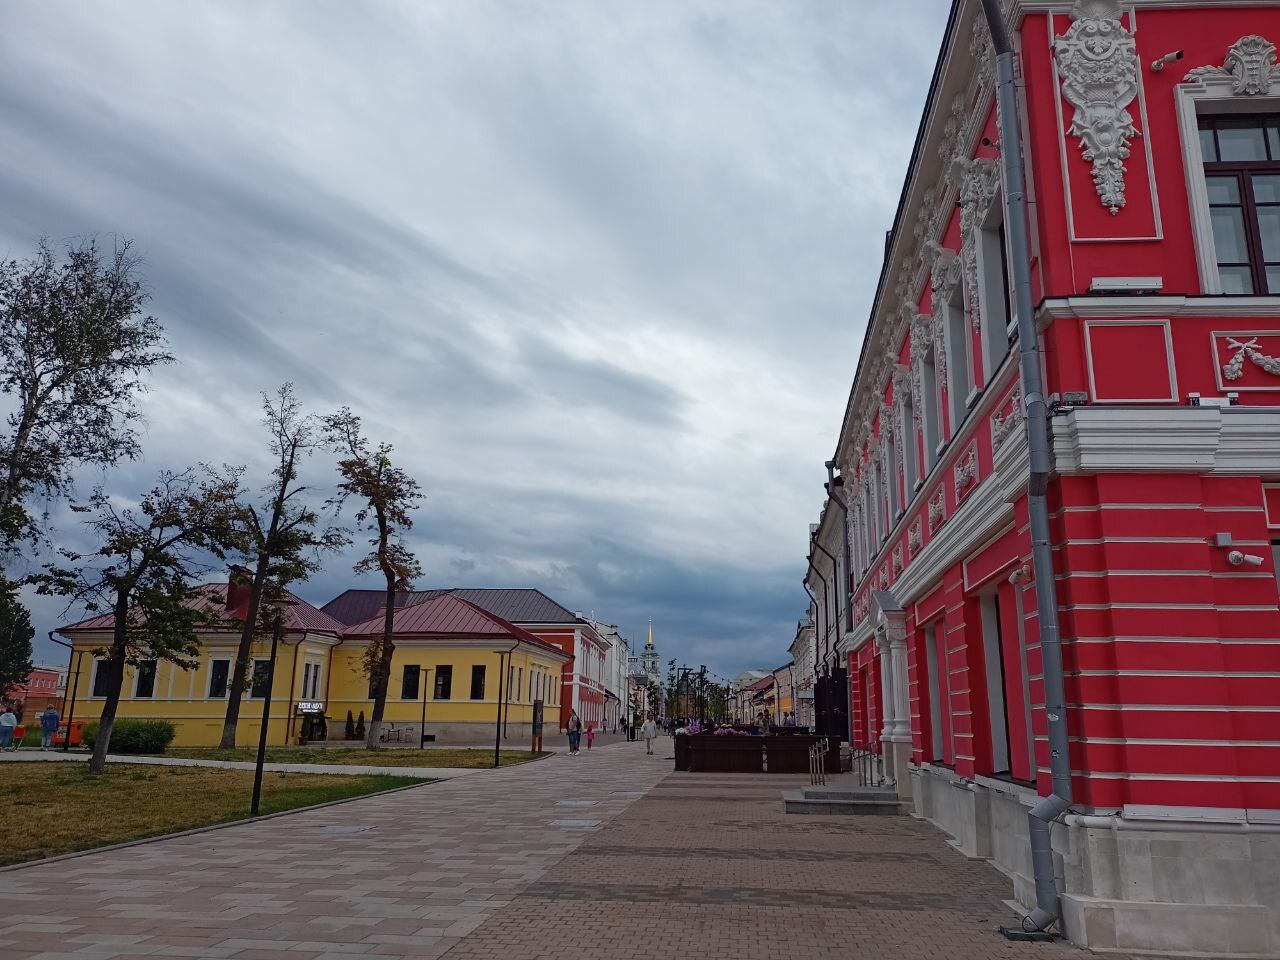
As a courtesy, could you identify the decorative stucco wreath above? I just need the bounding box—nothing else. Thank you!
[1222,337,1280,380]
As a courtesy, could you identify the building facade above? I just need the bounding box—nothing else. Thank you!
[6,664,67,717]
[57,582,580,747]
[816,1,1280,953]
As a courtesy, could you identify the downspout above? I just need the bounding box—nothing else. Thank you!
[825,460,853,634]
[980,0,1072,936]
[811,541,838,668]
[804,563,827,664]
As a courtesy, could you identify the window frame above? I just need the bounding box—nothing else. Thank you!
[1176,75,1280,295]
[208,658,231,699]
[401,663,421,701]
[249,658,272,699]
[1199,115,1280,294]
[434,664,453,701]
[91,658,113,699]
[470,664,486,701]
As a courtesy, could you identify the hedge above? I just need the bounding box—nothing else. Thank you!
[82,719,177,754]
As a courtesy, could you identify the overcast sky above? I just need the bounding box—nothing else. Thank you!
[3,1,947,681]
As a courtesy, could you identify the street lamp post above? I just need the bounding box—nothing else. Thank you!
[250,598,294,818]
[420,665,432,749]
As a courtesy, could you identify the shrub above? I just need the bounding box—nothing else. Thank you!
[81,719,176,754]
[345,710,356,740]
[355,711,366,739]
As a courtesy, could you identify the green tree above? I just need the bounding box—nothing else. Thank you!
[218,384,346,749]
[323,409,423,749]
[0,583,34,698]
[0,238,172,547]
[33,466,243,773]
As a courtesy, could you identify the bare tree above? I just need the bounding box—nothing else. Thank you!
[0,238,172,548]
[218,384,346,749]
[33,466,243,773]
[322,409,422,749]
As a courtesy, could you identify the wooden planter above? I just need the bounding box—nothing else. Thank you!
[689,735,764,773]
[674,734,692,771]
[762,735,839,774]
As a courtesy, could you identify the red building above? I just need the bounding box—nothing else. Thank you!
[815,1,1280,953]
[6,665,65,717]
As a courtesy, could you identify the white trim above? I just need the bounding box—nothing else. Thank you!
[1265,483,1280,528]
[1047,7,1163,244]
[1052,405,1280,475]
[960,521,1018,593]
[1041,295,1280,319]
[1083,319,1179,403]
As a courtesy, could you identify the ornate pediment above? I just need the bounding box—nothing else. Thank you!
[1054,0,1139,215]
[1186,35,1279,96]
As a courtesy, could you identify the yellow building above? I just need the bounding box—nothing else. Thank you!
[57,581,571,748]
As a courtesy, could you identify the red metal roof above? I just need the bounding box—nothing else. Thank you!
[341,594,569,658]
[746,675,775,692]
[57,583,345,636]
[322,587,578,626]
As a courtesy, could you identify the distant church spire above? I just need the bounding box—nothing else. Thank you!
[646,619,653,649]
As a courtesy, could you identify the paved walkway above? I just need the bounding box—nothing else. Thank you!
[6,742,1160,960]
[1,750,483,780]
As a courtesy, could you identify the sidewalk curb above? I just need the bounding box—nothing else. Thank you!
[0,776,436,874]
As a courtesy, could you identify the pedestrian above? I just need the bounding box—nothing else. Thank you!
[586,724,595,750]
[39,705,59,751]
[0,704,16,751]
[566,710,582,755]
[641,714,658,756]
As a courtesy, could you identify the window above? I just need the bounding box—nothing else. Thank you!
[944,290,973,427]
[250,659,271,699]
[134,660,157,698]
[977,207,1013,377]
[91,659,113,698]
[898,394,919,496]
[1199,115,1280,294]
[919,348,941,469]
[884,436,900,520]
[517,667,523,702]
[979,594,1011,776]
[434,665,453,700]
[208,659,230,699]
[924,624,944,763]
[302,662,321,700]
[470,665,486,700]
[401,664,421,701]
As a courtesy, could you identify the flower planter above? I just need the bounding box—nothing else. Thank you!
[762,735,839,774]
[689,735,764,773]
[674,734,692,771]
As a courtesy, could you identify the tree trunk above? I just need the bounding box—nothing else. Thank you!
[88,594,130,775]
[364,576,396,749]
[218,553,270,749]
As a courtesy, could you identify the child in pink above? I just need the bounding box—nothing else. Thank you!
[586,725,595,749]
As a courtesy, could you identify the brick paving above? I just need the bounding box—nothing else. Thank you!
[5,742,1165,960]
[3,744,668,960]
[443,768,1153,960]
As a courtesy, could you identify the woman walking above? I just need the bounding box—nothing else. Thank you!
[566,710,582,755]
[641,714,658,756]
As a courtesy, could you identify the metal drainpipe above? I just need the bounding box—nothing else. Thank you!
[804,560,830,663]
[825,460,854,632]
[811,541,839,666]
[980,0,1072,935]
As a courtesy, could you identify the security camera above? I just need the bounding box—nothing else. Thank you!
[1228,550,1264,567]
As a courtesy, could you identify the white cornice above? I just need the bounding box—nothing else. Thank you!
[1042,296,1280,319]
[1052,406,1280,475]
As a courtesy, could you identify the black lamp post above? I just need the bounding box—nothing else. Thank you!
[250,596,296,818]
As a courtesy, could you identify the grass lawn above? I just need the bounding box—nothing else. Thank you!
[161,746,547,768]
[1,762,424,867]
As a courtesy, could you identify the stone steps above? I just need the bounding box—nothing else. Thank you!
[782,787,907,816]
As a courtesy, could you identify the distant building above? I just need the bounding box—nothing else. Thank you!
[6,664,66,717]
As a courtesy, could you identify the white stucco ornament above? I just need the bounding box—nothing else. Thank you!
[1054,0,1139,215]
[1222,337,1280,380]
[1185,35,1279,95]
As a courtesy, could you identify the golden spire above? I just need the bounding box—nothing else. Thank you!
[646,620,653,649]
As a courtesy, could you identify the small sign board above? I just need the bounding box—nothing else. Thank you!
[532,699,544,736]
[296,700,324,714]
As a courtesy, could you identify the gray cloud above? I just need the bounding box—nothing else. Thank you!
[2,0,949,679]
